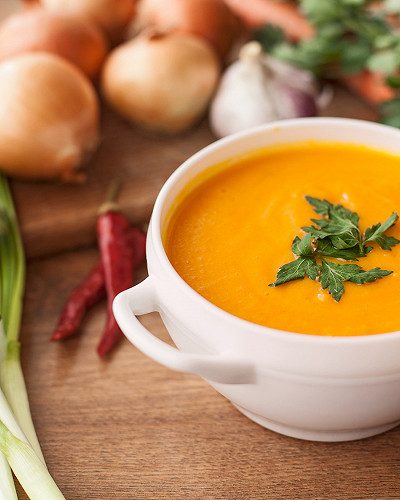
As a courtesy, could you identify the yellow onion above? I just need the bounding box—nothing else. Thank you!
[101,31,221,133]
[0,5,108,80]
[38,0,137,44]
[0,52,100,182]
[135,0,242,60]
[0,0,20,23]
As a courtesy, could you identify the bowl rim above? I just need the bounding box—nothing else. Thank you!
[149,116,400,347]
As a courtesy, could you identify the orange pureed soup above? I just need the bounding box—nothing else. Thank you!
[164,142,400,336]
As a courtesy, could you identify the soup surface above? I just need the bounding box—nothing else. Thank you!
[164,142,400,336]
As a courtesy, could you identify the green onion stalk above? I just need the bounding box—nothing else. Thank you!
[0,448,18,499]
[0,362,31,500]
[0,175,65,498]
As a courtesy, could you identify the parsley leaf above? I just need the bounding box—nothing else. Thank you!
[269,256,320,287]
[367,49,400,75]
[303,196,363,250]
[269,196,399,301]
[304,196,333,216]
[305,195,360,226]
[269,234,320,287]
[309,217,361,248]
[316,237,371,260]
[380,99,400,127]
[318,259,392,302]
[364,212,400,249]
[291,233,314,256]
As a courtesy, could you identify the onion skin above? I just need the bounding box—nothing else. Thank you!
[38,0,137,44]
[101,32,221,133]
[0,52,100,182]
[0,0,20,23]
[0,6,108,80]
[135,0,242,60]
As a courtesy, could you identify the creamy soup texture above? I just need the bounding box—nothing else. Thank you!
[164,142,400,336]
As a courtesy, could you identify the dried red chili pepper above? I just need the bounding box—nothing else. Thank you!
[50,259,105,341]
[51,179,147,355]
[96,197,137,356]
[51,226,146,343]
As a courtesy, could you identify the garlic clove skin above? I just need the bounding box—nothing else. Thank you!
[0,52,100,182]
[281,85,317,118]
[265,55,319,98]
[209,41,320,138]
[209,57,280,138]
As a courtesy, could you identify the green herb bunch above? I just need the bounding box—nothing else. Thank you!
[269,196,400,301]
[255,0,400,126]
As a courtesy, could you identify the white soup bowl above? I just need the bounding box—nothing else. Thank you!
[113,117,400,442]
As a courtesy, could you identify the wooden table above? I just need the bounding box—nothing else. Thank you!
[12,89,400,499]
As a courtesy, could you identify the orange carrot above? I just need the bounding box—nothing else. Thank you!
[341,71,395,106]
[224,0,394,106]
[224,0,314,40]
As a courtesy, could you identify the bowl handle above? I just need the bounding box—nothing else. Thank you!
[113,277,255,385]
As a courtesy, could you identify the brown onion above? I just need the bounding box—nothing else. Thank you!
[0,5,108,80]
[0,52,100,182]
[0,0,20,23]
[101,31,221,133]
[135,0,242,60]
[38,0,137,44]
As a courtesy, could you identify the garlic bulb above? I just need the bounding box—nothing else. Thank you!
[0,52,100,182]
[209,41,320,138]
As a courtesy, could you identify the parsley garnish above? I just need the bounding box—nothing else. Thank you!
[269,196,400,301]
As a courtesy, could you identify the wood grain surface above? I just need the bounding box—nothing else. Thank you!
[11,85,400,499]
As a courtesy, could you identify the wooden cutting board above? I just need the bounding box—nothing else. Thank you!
[11,90,377,259]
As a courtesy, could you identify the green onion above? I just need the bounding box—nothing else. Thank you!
[0,453,18,499]
[0,362,27,500]
[0,420,64,500]
[0,175,65,498]
[0,175,43,460]
[0,330,17,499]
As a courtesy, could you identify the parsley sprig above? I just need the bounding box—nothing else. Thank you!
[254,0,400,126]
[269,196,400,301]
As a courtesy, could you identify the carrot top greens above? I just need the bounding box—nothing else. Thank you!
[269,196,400,301]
